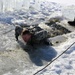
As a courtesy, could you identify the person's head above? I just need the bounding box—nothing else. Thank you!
[22,29,32,43]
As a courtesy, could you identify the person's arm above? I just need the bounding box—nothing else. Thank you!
[15,26,23,41]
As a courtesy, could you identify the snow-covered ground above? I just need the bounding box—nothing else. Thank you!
[0,0,75,75]
[36,31,75,75]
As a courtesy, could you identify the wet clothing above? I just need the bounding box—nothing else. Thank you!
[15,25,23,41]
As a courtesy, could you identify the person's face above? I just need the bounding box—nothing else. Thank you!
[22,34,31,42]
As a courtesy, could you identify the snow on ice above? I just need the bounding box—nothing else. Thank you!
[0,0,75,75]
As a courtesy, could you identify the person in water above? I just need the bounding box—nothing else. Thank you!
[15,25,52,46]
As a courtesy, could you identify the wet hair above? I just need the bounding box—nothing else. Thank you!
[22,30,30,35]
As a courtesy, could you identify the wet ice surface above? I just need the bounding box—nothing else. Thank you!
[0,24,57,75]
[0,1,75,75]
[35,31,75,75]
[0,21,75,75]
[38,42,75,75]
